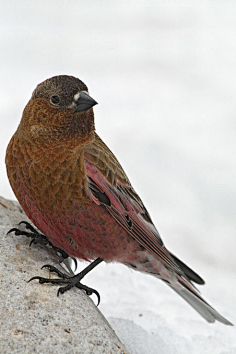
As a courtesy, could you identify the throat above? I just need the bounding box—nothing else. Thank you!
[69,110,95,143]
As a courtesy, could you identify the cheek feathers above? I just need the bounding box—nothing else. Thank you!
[19,99,95,143]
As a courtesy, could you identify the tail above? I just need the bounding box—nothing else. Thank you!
[166,275,233,325]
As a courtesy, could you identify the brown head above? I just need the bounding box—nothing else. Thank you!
[18,75,97,145]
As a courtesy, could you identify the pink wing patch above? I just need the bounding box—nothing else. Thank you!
[85,159,182,276]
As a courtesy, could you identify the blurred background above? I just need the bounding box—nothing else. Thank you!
[1,1,236,352]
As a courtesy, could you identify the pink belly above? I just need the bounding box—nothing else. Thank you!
[22,196,140,263]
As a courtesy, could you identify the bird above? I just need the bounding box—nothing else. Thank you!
[5,75,232,325]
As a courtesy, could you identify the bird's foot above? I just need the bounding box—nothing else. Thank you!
[7,221,77,270]
[29,258,103,305]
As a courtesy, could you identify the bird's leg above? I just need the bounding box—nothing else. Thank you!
[29,257,104,305]
[7,221,77,269]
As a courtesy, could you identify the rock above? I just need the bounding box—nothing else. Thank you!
[0,196,128,354]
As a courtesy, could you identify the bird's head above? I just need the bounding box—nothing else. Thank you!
[19,75,98,144]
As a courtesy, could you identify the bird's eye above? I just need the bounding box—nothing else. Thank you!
[50,95,60,105]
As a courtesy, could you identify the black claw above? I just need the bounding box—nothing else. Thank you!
[28,258,103,304]
[73,258,78,271]
[57,284,73,296]
[7,221,74,266]
[29,275,68,286]
[7,223,49,247]
[19,221,39,234]
[7,227,27,236]
[41,264,69,279]
[28,276,47,284]
[76,283,100,306]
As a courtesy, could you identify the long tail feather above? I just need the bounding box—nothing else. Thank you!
[166,278,233,325]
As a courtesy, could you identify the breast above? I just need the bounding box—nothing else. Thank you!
[6,135,89,216]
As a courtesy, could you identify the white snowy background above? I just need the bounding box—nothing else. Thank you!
[1,1,236,353]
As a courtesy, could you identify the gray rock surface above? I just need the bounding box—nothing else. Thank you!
[0,196,128,354]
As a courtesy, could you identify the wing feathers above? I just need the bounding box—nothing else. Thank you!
[83,134,232,326]
[85,154,183,276]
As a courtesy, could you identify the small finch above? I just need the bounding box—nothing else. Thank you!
[6,75,232,325]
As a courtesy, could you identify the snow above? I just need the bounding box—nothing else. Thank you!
[0,1,236,352]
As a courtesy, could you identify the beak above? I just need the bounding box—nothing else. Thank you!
[74,92,98,112]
